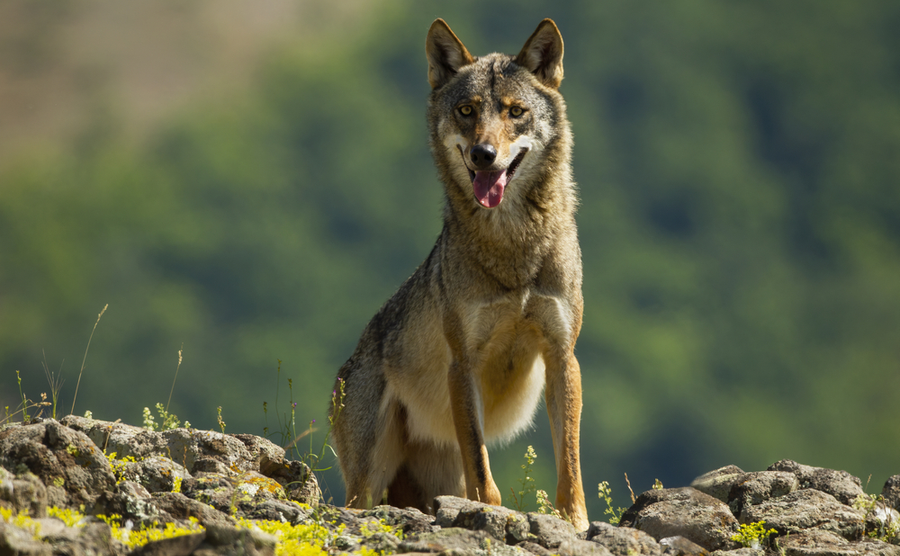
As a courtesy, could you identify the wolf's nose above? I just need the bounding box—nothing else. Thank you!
[470,144,497,168]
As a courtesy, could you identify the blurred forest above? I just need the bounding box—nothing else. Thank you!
[2,0,899,518]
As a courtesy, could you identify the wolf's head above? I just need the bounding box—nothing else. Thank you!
[426,19,570,212]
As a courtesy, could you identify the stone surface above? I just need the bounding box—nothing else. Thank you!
[586,520,664,556]
[2,418,898,555]
[728,471,800,520]
[769,460,866,506]
[619,487,739,551]
[883,476,900,512]
[742,488,866,540]
[777,529,900,556]
[692,466,747,503]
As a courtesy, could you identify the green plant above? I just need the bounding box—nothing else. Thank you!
[732,520,777,548]
[142,403,190,431]
[598,481,627,525]
[508,445,538,512]
[536,488,563,520]
[71,303,107,416]
[3,371,50,425]
[217,406,226,433]
[853,493,899,543]
[105,452,140,484]
[41,351,65,420]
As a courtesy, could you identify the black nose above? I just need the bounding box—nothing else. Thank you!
[470,144,497,169]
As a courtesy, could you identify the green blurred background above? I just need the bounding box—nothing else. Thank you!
[2,0,899,518]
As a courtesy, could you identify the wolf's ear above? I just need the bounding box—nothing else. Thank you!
[516,19,564,89]
[426,19,475,89]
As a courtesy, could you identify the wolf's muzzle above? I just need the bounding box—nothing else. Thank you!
[469,144,497,169]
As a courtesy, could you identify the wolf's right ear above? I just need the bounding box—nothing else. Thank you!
[426,19,474,89]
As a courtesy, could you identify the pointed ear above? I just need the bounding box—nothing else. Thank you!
[426,19,475,89]
[515,18,565,89]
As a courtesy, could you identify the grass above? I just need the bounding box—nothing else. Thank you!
[853,478,900,543]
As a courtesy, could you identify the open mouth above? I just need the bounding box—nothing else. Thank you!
[458,146,529,209]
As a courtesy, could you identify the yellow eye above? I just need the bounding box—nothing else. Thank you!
[458,105,473,116]
[510,106,524,117]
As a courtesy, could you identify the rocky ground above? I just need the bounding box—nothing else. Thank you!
[1,416,899,555]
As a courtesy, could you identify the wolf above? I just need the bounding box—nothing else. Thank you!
[330,18,588,530]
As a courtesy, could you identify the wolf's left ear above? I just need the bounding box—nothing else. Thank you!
[426,19,475,89]
[516,19,565,89]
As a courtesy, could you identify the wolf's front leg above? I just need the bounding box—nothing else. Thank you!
[448,359,503,505]
[545,350,589,530]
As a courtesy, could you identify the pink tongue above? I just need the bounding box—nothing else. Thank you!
[473,170,508,208]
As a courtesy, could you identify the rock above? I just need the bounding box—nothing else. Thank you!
[60,416,169,459]
[710,549,763,556]
[769,460,866,506]
[659,535,710,556]
[742,488,866,540]
[399,527,527,555]
[528,511,578,549]
[434,495,480,527]
[198,523,277,556]
[93,480,160,525]
[132,456,191,494]
[0,467,48,517]
[3,418,897,556]
[883,476,900,512]
[777,528,900,556]
[727,471,800,520]
[556,538,615,555]
[586,520,663,556]
[691,466,746,503]
[453,501,523,543]
[619,487,739,551]
[0,520,53,556]
[0,420,117,510]
[362,504,437,535]
[152,491,236,529]
[129,531,206,556]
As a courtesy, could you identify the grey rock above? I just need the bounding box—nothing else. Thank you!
[93,480,160,525]
[727,471,800,519]
[0,420,117,510]
[153,491,236,529]
[200,523,277,556]
[399,527,508,554]
[434,495,480,527]
[0,467,48,517]
[129,531,206,556]
[619,487,739,551]
[0,520,54,555]
[742,488,866,540]
[257,456,319,506]
[769,460,866,506]
[163,429,255,476]
[134,456,191,494]
[660,535,710,556]
[586,520,663,556]
[557,538,615,555]
[528,511,578,549]
[777,529,900,556]
[361,504,437,535]
[517,540,555,555]
[60,415,168,459]
[883,476,900,512]
[453,501,522,542]
[710,549,763,556]
[692,466,747,503]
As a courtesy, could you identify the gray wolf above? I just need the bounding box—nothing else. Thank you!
[331,17,588,530]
